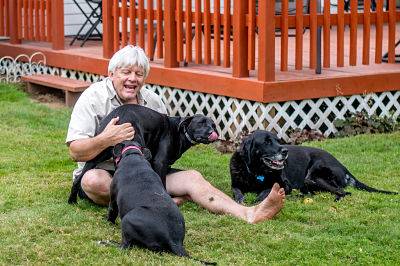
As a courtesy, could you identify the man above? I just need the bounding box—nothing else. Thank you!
[66,45,285,224]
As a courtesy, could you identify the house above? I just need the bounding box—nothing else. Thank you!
[0,0,399,140]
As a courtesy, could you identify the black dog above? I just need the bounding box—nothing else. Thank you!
[230,130,398,202]
[107,141,215,265]
[68,104,219,204]
[107,140,188,255]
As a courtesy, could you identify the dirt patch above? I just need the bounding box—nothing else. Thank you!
[212,139,237,154]
[22,84,66,109]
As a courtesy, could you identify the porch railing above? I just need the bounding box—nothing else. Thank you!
[102,0,400,82]
[0,0,64,50]
[1,1,399,82]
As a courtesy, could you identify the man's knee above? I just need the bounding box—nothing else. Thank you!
[184,170,211,188]
[81,169,112,197]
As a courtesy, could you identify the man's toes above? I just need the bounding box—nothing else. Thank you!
[272,183,281,190]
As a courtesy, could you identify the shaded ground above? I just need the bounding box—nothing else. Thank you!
[23,85,66,109]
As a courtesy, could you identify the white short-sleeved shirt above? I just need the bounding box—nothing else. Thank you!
[66,77,168,180]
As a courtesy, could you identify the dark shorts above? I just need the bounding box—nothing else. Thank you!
[78,167,182,202]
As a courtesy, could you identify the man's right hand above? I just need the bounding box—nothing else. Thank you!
[100,117,135,146]
[68,117,135,162]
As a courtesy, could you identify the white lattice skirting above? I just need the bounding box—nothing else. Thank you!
[1,56,399,141]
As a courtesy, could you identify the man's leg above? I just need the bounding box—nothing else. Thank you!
[165,170,285,224]
[80,169,112,206]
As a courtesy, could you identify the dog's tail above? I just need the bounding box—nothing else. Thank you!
[346,173,398,195]
[68,148,113,204]
[67,160,97,204]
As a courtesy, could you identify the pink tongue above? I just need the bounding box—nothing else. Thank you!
[208,132,219,141]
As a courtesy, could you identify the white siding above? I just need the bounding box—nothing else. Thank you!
[64,0,102,36]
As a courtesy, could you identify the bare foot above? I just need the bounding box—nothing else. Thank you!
[247,183,285,224]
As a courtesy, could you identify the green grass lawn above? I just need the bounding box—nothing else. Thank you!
[0,83,399,265]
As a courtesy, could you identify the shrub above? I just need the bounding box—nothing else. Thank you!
[333,111,400,138]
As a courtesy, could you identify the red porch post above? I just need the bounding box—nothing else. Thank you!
[258,0,275,81]
[102,0,114,59]
[8,0,21,44]
[164,0,178,67]
[51,0,64,50]
[233,0,249,77]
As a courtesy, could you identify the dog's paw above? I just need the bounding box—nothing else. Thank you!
[105,215,117,224]
[334,192,350,201]
[234,197,245,205]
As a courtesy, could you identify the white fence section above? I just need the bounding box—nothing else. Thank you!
[1,56,399,141]
[0,53,46,82]
[149,85,400,140]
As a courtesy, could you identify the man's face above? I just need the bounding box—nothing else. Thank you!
[109,65,145,104]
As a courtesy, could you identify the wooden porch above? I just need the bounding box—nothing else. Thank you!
[0,0,400,103]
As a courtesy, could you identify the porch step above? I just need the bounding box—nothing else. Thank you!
[21,75,91,107]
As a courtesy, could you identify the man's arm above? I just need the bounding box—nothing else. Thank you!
[68,117,135,162]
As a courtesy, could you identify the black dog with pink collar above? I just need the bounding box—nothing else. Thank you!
[68,104,219,204]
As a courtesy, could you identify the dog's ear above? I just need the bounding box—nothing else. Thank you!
[238,135,254,167]
[274,133,287,145]
[178,116,195,130]
[113,143,124,158]
[142,147,152,161]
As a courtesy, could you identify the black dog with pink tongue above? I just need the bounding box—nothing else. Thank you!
[68,104,219,204]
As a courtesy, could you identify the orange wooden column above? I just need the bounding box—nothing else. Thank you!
[323,0,331,68]
[8,0,21,44]
[362,0,371,65]
[258,0,275,81]
[164,0,178,67]
[102,0,114,59]
[337,0,344,67]
[233,0,248,78]
[349,0,358,66]
[51,0,64,50]
[387,0,396,63]
[375,0,383,63]
[309,0,317,69]
[295,0,304,70]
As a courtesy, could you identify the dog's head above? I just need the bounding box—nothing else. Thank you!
[179,114,219,144]
[113,140,152,164]
[238,130,288,171]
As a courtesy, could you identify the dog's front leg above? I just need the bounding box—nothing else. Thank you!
[152,144,171,188]
[107,198,119,224]
[256,189,272,202]
[281,171,293,194]
[232,187,246,203]
[152,160,168,188]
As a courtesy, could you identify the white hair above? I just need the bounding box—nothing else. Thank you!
[107,45,150,78]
